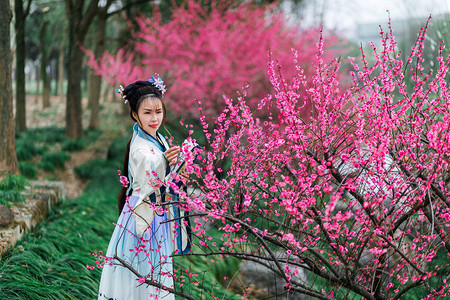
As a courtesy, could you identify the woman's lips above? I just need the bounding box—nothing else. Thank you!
[149,124,158,128]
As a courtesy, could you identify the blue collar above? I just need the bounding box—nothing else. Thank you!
[132,123,167,152]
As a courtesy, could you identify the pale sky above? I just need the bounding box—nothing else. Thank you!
[287,0,450,40]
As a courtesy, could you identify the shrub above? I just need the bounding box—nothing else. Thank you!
[38,161,55,172]
[39,152,70,172]
[85,129,102,140]
[106,136,129,163]
[74,159,116,181]
[0,174,28,191]
[15,140,46,162]
[0,175,28,206]
[0,191,25,206]
[61,139,86,152]
[18,163,37,179]
[35,127,66,143]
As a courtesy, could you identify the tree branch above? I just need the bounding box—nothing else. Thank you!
[113,254,197,300]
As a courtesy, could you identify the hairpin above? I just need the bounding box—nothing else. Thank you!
[115,85,127,104]
[149,75,167,95]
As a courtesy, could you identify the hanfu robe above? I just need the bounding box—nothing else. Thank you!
[98,124,191,300]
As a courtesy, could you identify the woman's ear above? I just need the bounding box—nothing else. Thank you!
[132,111,138,121]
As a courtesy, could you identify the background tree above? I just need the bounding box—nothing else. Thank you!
[0,0,19,176]
[64,0,101,139]
[14,0,32,132]
[65,0,155,137]
[86,0,151,130]
[87,6,108,130]
[39,16,50,108]
[87,0,345,123]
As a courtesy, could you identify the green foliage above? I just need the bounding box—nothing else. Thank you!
[61,138,85,152]
[61,130,102,152]
[16,139,46,161]
[74,159,116,181]
[106,135,129,163]
[0,174,28,206]
[0,159,118,299]
[39,152,70,171]
[25,127,66,144]
[174,253,242,300]
[174,227,242,300]
[38,161,55,172]
[18,163,38,179]
[85,129,102,141]
[0,174,28,191]
[0,191,26,207]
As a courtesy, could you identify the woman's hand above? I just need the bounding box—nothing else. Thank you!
[165,146,181,166]
[180,169,190,181]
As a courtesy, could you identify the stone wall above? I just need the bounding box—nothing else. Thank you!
[0,181,65,255]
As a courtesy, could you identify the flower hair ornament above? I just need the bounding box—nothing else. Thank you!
[149,75,167,95]
[115,74,167,104]
[115,85,127,103]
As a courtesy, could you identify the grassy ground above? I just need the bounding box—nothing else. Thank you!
[0,155,119,299]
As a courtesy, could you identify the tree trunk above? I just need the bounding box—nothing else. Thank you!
[0,0,19,175]
[102,82,111,103]
[14,0,27,132]
[88,10,106,130]
[66,41,84,139]
[35,64,40,105]
[64,0,100,139]
[40,20,50,108]
[59,44,65,103]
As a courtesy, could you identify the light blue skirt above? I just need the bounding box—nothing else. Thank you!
[98,194,175,300]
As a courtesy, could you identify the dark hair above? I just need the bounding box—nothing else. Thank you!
[117,80,167,214]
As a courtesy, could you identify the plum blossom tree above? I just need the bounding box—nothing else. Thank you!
[86,0,343,121]
[165,19,450,299]
[89,4,450,300]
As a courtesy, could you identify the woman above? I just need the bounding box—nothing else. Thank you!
[98,77,191,300]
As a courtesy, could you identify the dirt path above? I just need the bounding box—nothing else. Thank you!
[26,94,119,199]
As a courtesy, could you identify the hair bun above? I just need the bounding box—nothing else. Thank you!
[122,81,161,105]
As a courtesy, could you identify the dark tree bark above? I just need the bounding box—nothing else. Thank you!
[65,0,151,136]
[0,0,19,175]
[64,0,100,139]
[59,42,65,103]
[87,0,146,129]
[14,0,32,132]
[39,19,50,108]
[34,65,40,105]
[88,9,107,130]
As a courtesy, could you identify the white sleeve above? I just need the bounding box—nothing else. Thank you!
[130,146,167,235]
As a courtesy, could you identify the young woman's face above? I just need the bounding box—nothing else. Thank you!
[133,97,164,137]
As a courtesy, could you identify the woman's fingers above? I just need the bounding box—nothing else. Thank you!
[180,170,189,180]
[165,146,180,166]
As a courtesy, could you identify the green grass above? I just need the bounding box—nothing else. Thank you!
[173,228,242,300]
[39,152,71,171]
[0,174,28,206]
[15,126,106,179]
[0,158,118,299]
[16,139,47,161]
[0,174,28,191]
[19,163,38,179]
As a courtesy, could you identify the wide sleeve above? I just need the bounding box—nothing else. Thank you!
[129,146,167,235]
